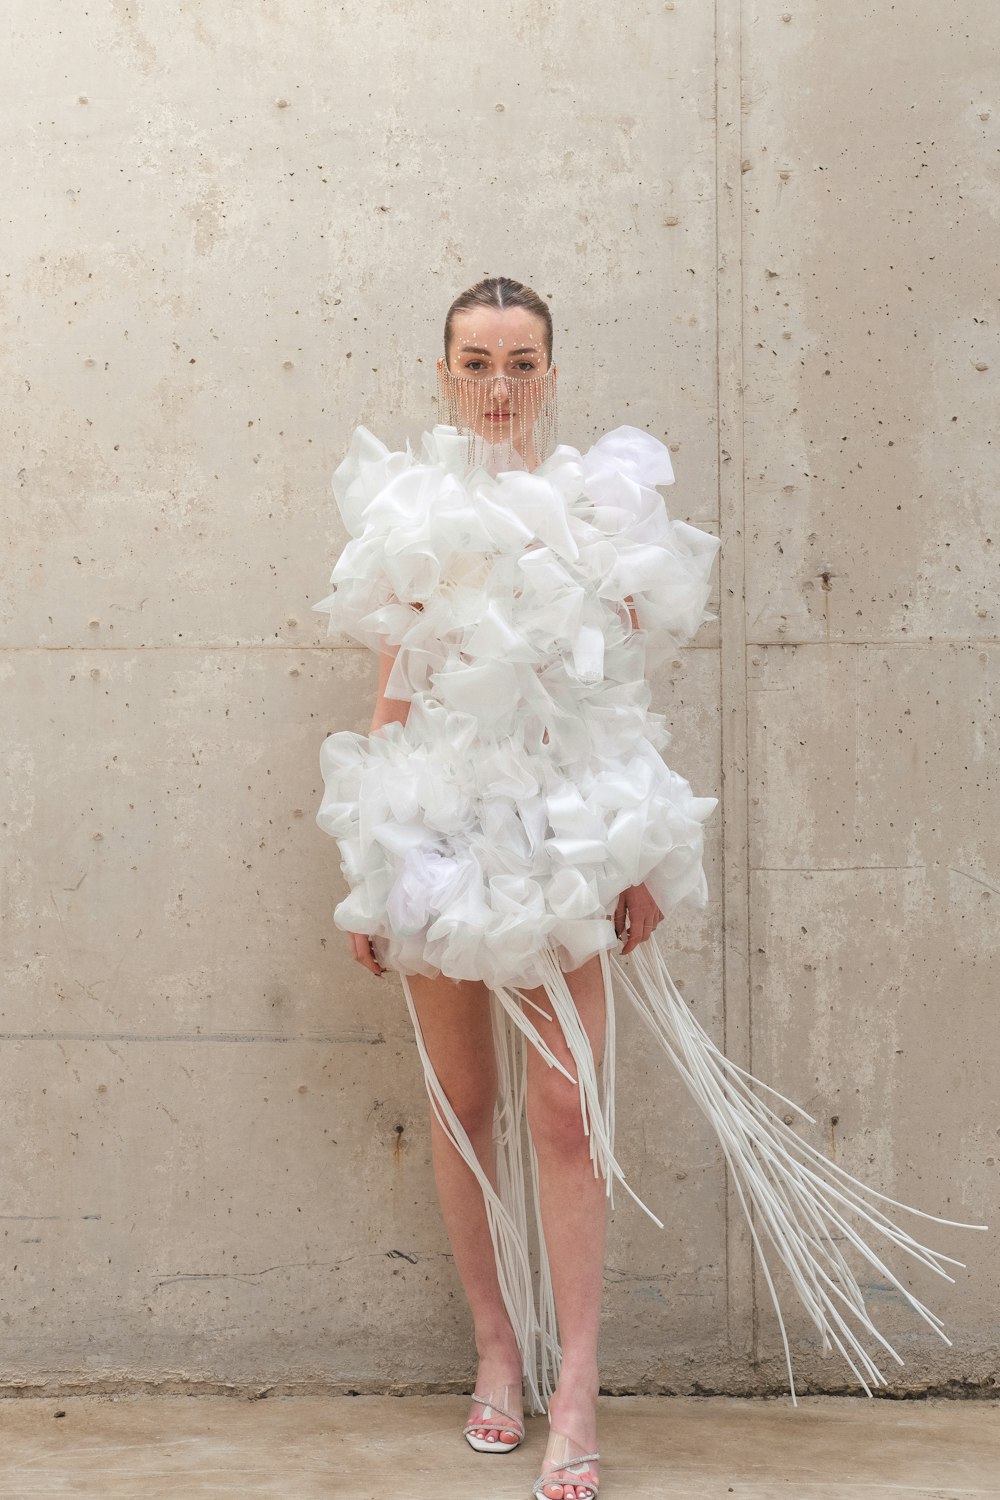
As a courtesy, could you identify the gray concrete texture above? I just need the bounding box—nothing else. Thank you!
[1,1395,999,1499]
[2,0,997,1399]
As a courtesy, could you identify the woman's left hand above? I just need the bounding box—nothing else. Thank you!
[613,882,663,955]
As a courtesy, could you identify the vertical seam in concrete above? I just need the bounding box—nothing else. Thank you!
[715,0,755,1380]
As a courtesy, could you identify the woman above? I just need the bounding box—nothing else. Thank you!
[313,277,984,1500]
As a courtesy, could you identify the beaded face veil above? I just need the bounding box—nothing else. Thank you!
[436,331,558,476]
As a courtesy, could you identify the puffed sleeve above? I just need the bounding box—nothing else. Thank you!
[310,426,431,652]
[580,425,721,648]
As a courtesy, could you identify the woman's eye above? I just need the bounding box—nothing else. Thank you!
[461,359,536,376]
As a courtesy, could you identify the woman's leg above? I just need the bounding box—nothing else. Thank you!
[405,970,523,1446]
[521,953,608,1500]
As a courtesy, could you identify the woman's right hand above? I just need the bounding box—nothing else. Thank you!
[349,932,384,977]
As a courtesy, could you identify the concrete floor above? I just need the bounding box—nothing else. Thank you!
[0,1393,997,1499]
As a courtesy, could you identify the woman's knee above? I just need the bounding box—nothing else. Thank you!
[421,1053,498,1139]
[526,1066,592,1157]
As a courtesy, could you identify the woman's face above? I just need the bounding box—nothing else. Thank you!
[437,306,555,458]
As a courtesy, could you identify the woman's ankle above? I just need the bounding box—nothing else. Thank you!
[554,1351,598,1380]
[550,1360,599,1400]
[474,1321,520,1358]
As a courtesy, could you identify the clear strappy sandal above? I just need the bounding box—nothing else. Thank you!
[462,1382,525,1453]
[532,1420,600,1499]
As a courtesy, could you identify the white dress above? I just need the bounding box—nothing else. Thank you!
[313,422,984,1412]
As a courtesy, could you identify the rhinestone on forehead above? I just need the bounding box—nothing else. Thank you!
[498,337,504,347]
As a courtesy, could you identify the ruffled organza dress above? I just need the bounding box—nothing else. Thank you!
[313,423,984,1412]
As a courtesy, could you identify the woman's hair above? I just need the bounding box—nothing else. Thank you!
[444,276,553,367]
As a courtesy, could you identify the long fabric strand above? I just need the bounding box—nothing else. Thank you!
[610,939,988,1404]
[401,943,987,1411]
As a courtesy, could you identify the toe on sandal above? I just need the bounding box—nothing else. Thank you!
[532,1426,600,1499]
[463,1383,525,1453]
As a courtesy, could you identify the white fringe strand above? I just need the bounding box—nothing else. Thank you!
[400,941,988,1411]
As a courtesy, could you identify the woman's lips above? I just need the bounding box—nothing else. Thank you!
[484,410,511,422]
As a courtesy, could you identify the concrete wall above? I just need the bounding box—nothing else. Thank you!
[2,0,996,1395]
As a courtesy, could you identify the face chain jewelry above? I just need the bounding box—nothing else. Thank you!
[435,364,558,474]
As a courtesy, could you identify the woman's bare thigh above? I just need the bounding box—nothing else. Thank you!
[404,953,607,1106]
[404,970,498,1116]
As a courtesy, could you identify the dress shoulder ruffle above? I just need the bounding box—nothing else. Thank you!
[311,422,721,658]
